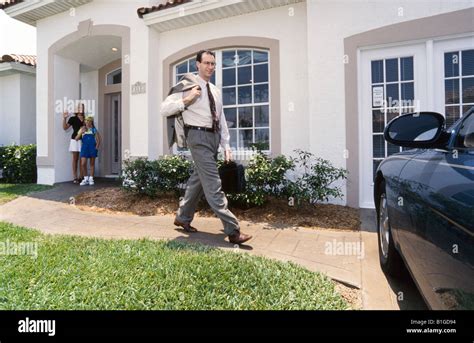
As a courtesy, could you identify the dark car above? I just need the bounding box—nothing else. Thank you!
[374,108,474,310]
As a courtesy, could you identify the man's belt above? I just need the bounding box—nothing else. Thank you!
[184,125,216,133]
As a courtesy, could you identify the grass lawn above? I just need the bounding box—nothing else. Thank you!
[0,222,349,310]
[0,183,52,205]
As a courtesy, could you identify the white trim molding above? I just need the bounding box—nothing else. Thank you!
[143,0,304,32]
[0,63,36,77]
[4,0,92,26]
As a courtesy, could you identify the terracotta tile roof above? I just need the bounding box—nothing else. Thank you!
[0,0,23,10]
[137,0,191,18]
[0,54,37,67]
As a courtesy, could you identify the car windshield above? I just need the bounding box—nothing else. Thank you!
[454,112,474,148]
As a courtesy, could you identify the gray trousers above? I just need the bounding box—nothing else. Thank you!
[176,128,240,236]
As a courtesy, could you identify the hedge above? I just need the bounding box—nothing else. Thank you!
[0,144,37,184]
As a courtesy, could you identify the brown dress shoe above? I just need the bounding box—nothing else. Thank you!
[173,219,198,233]
[228,231,252,245]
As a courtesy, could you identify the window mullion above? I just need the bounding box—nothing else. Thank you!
[251,50,256,144]
[216,50,222,88]
[235,50,239,148]
[460,50,463,118]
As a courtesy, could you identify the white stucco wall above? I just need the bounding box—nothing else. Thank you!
[0,73,21,146]
[19,73,36,145]
[80,70,100,174]
[37,166,55,185]
[54,54,80,183]
[80,70,99,117]
[156,2,309,158]
[147,27,161,160]
[306,0,474,205]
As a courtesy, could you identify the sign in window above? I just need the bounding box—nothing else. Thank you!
[371,56,415,177]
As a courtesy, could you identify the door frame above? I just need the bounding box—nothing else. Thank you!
[99,59,122,177]
[109,93,122,174]
[359,43,428,208]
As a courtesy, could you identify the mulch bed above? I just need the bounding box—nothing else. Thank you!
[74,188,360,231]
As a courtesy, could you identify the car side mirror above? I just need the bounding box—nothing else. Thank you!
[384,112,447,148]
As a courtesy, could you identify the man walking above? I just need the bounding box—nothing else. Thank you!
[160,50,252,245]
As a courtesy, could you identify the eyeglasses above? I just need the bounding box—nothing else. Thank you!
[200,61,216,67]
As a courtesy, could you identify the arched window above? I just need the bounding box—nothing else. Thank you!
[173,48,270,151]
[106,68,122,85]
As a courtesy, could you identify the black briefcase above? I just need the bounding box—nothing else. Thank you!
[218,161,246,194]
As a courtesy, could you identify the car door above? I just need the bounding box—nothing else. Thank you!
[398,112,474,309]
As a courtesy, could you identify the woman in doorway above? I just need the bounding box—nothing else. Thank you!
[76,116,101,186]
[63,103,85,184]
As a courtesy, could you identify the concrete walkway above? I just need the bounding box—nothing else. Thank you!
[359,210,427,310]
[0,183,425,309]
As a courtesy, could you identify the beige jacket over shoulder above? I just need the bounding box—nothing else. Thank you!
[160,73,231,150]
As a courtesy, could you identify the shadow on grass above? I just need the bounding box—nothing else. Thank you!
[0,183,53,204]
[170,227,253,251]
[0,183,51,195]
[163,239,217,253]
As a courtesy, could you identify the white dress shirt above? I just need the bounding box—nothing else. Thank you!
[160,75,231,151]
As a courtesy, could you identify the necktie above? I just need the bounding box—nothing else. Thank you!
[206,83,219,132]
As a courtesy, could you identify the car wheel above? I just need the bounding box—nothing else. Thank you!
[377,180,403,277]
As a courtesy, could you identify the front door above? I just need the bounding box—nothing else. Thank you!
[360,43,427,208]
[110,93,121,174]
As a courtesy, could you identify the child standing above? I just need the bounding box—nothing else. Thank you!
[76,116,101,186]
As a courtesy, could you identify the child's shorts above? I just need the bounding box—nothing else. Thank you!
[80,145,98,158]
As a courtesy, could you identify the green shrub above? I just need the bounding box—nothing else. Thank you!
[120,155,193,197]
[120,157,160,197]
[227,149,347,208]
[227,149,294,207]
[155,155,194,195]
[121,149,347,207]
[284,149,348,204]
[0,144,37,184]
[0,146,6,170]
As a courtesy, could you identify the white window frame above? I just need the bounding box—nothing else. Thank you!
[433,36,474,124]
[105,67,122,85]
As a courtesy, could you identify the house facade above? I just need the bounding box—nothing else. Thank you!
[1,0,473,208]
[0,54,36,147]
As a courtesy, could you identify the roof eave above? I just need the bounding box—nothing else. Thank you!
[3,0,93,27]
[0,63,36,76]
[141,0,305,33]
